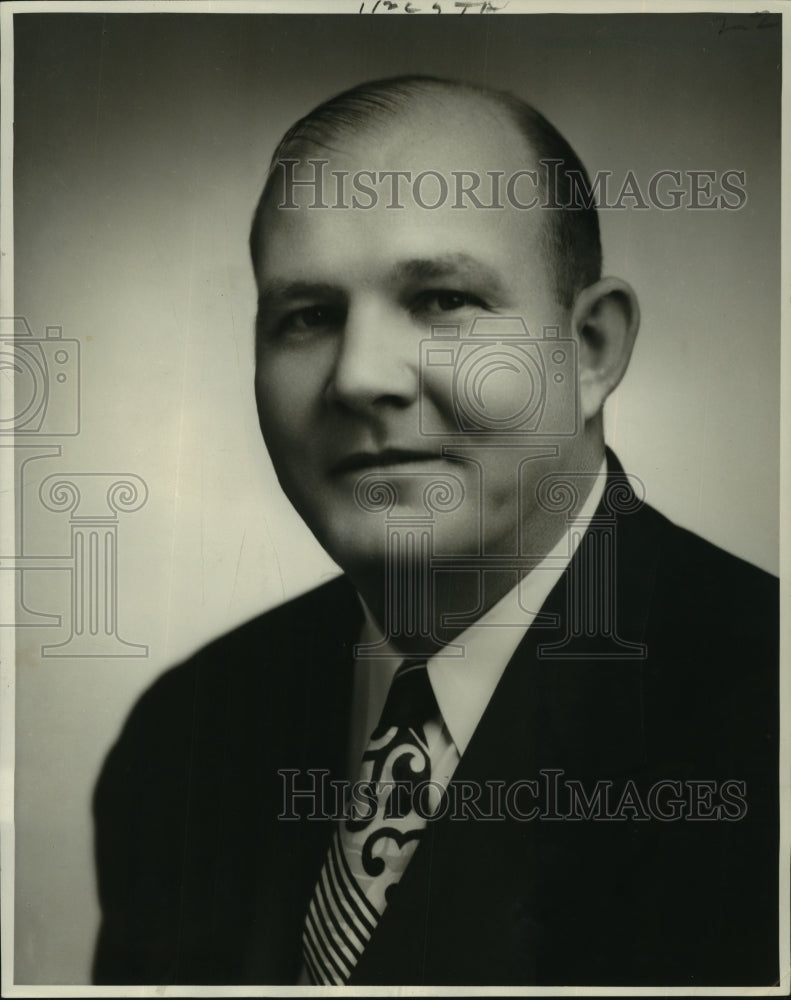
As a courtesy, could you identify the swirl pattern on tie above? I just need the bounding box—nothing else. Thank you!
[301,660,438,985]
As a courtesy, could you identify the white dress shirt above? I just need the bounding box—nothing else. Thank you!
[347,459,607,799]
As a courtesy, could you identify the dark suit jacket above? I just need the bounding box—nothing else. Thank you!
[92,455,779,986]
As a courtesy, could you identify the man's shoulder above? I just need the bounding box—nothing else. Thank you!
[595,458,778,698]
[606,449,776,597]
[110,574,360,748]
[637,500,777,619]
[603,450,776,626]
[622,500,779,747]
[174,572,354,666]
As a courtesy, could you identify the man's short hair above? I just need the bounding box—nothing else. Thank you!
[249,75,602,309]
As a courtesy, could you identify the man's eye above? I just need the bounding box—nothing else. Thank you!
[279,304,345,335]
[414,290,486,314]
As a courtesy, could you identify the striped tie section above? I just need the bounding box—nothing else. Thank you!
[302,829,379,985]
[300,659,439,985]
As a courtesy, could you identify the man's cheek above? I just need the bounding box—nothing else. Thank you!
[255,397,297,464]
[417,371,460,435]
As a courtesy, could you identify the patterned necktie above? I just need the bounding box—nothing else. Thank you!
[301,659,439,985]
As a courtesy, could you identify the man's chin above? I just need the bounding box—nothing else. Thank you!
[314,509,483,577]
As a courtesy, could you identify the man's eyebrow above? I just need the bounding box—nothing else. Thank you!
[257,281,343,309]
[257,255,509,308]
[392,254,509,296]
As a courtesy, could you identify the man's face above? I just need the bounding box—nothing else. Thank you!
[253,104,578,576]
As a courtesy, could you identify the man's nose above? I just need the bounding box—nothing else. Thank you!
[325,301,418,412]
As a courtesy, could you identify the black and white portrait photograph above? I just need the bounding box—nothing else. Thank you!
[1,1,788,993]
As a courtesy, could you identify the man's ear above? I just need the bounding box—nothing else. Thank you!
[571,277,640,421]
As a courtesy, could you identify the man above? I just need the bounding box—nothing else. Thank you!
[92,77,779,986]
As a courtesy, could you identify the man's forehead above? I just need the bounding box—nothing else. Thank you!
[252,91,551,294]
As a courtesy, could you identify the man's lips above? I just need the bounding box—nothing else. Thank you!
[330,448,449,476]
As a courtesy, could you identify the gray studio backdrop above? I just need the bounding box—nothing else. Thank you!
[12,11,780,984]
